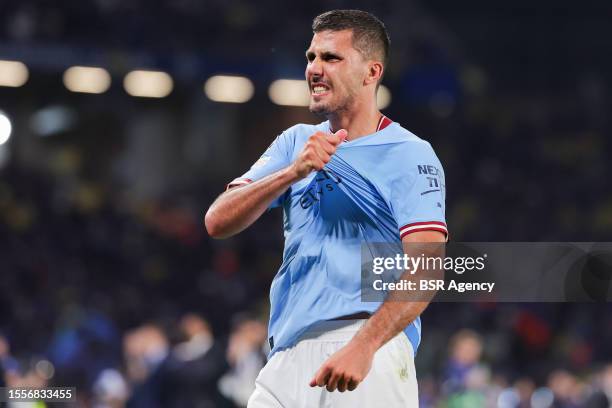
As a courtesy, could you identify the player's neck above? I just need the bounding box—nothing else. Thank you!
[328,104,382,141]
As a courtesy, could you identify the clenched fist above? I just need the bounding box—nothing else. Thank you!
[292,129,348,179]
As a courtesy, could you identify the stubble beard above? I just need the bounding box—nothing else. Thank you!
[309,94,353,117]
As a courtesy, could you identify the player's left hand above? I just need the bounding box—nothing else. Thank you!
[309,339,375,392]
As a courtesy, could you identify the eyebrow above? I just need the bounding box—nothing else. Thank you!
[305,50,342,60]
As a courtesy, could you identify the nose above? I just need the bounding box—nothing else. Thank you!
[306,57,323,81]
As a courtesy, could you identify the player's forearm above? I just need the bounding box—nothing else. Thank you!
[352,300,429,354]
[205,165,300,239]
[352,234,444,353]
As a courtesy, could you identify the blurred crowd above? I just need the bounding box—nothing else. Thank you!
[419,328,612,408]
[0,163,273,407]
[0,311,267,407]
[1,159,612,407]
[0,0,457,60]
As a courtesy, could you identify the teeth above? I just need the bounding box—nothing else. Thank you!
[313,86,327,94]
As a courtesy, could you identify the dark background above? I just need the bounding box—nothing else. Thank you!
[1,1,611,407]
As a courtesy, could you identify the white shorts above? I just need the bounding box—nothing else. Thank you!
[247,320,418,408]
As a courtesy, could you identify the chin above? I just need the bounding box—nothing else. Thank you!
[309,103,329,115]
[309,100,337,116]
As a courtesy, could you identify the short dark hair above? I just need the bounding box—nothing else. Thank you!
[312,10,390,66]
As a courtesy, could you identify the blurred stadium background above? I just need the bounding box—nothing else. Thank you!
[1,1,611,407]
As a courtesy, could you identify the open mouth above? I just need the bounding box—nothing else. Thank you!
[310,83,330,96]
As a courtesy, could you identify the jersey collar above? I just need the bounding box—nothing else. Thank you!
[328,115,393,137]
[376,115,393,131]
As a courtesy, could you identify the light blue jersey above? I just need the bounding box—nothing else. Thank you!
[228,118,447,356]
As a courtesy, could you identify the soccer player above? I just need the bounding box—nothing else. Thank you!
[205,9,447,407]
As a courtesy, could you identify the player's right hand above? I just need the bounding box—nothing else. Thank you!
[292,129,347,179]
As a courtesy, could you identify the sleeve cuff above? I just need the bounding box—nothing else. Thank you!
[400,221,448,239]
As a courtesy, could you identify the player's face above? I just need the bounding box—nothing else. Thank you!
[305,30,369,115]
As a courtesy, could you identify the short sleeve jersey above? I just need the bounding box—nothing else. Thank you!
[228,118,447,356]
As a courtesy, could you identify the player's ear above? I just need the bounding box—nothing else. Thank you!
[364,61,383,86]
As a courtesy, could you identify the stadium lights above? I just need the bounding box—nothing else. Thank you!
[268,79,310,107]
[123,70,173,98]
[0,60,29,87]
[0,111,12,145]
[377,85,391,109]
[204,75,254,103]
[63,66,111,94]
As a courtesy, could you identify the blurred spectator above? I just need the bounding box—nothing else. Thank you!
[0,334,19,387]
[513,377,536,408]
[443,329,485,394]
[92,368,129,408]
[124,324,169,407]
[125,316,231,408]
[548,369,584,408]
[219,317,267,407]
[441,329,500,407]
[586,364,612,408]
